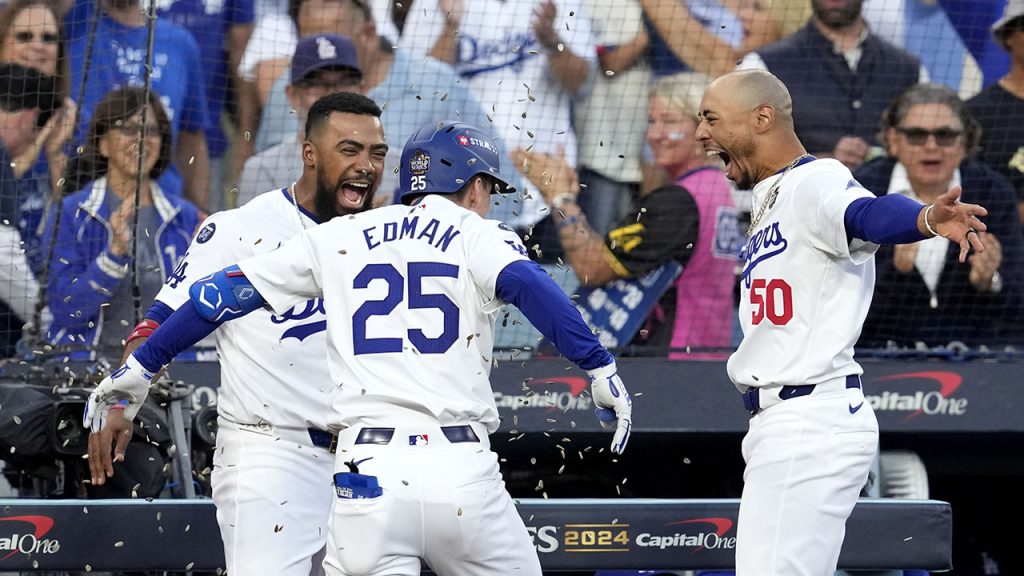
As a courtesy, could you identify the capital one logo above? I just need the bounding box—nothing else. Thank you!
[636,517,736,552]
[0,516,60,560]
[866,371,968,420]
[493,377,592,413]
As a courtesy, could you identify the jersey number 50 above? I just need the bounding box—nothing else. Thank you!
[750,278,793,325]
[353,262,460,355]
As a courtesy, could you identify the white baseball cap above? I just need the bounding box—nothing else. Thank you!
[992,0,1024,48]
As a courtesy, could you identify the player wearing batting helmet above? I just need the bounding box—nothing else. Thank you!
[85,119,633,575]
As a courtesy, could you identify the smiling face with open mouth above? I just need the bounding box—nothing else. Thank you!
[308,111,388,221]
[695,81,759,190]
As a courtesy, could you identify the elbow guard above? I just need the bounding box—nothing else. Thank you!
[188,264,266,322]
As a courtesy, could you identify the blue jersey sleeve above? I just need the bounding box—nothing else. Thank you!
[495,260,613,371]
[844,195,928,245]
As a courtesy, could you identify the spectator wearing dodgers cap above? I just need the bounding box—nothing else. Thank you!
[968,0,1024,222]
[237,33,362,204]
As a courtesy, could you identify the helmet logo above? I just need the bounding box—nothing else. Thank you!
[409,150,430,175]
[457,134,497,153]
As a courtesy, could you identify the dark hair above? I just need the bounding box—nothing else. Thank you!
[0,0,69,104]
[304,91,381,137]
[877,83,981,156]
[68,86,173,191]
[995,15,1024,49]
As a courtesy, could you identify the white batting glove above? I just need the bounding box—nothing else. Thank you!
[83,354,156,433]
[587,362,632,454]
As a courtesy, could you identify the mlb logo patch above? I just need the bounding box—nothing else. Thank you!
[458,135,469,145]
[409,434,429,446]
[196,223,216,244]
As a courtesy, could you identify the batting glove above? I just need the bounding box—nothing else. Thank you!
[587,362,632,454]
[83,354,156,433]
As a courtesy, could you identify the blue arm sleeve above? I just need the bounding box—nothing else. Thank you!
[844,195,928,244]
[133,266,266,372]
[495,260,613,371]
[144,301,175,324]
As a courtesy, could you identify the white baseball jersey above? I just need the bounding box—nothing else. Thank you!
[727,158,879,390]
[400,0,596,166]
[154,189,332,430]
[238,195,531,433]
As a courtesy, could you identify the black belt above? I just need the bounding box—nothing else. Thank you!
[743,374,861,415]
[354,425,480,445]
[307,428,338,453]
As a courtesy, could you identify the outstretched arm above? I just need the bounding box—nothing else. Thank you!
[496,260,631,454]
[84,265,266,484]
[844,185,988,262]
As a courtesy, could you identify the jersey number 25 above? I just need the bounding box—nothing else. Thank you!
[352,262,460,355]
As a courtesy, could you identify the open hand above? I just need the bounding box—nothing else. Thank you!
[926,185,988,263]
[86,409,133,486]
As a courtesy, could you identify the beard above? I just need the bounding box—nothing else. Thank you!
[811,0,863,29]
[730,138,760,191]
[314,166,374,222]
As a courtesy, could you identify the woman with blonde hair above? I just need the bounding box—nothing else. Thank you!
[516,73,740,356]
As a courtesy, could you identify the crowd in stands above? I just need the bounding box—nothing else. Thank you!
[0,0,1022,361]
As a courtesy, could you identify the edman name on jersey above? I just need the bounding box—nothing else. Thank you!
[363,215,461,253]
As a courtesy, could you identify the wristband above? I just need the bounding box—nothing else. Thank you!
[923,204,940,237]
[126,318,160,346]
[110,399,130,411]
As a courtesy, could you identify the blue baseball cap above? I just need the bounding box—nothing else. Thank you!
[290,34,361,84]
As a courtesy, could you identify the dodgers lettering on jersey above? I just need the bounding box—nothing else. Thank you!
[399,0,596,165]
[239,194,531,434]
[738,221,788,289]
[153,189,332,429]
[458,31,538,78]
[727,159,878,391]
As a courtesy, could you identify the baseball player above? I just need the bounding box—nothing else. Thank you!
[697,70,987,576]
[84,120,632,576]
[86,91,387,576]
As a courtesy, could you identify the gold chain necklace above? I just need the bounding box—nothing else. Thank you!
[746,154,810,236]
[289,182,311,230]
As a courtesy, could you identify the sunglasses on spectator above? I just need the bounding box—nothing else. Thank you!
[13,30,58,44]
[895,126,963,147]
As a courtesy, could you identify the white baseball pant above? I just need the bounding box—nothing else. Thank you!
[323,422,542,576]
[213,419,335,576]
[736,375,879,576]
